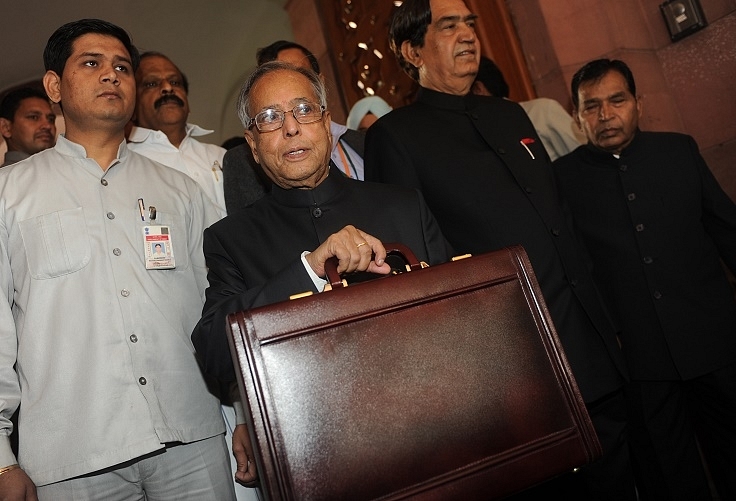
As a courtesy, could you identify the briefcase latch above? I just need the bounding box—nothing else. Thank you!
[451,254,472,261]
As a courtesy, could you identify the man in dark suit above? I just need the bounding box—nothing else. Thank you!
[191,60,451,486]
[554,58,736,501]
[223,40,365,214]
[363,0,636,499]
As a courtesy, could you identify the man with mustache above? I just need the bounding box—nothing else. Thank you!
[364,0,637,499]
[554,58,736,501]
[0,87,56,167]
[129,52,256,500]
[128,52,227,217]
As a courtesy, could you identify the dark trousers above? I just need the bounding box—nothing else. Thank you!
[508,387,638,500]
[626,362,736,501]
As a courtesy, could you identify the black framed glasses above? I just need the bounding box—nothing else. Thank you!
[248,102,326,132]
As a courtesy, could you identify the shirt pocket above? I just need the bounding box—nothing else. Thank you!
[19,207,91,279]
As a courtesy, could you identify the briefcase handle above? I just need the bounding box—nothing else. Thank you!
[325,242,423,289]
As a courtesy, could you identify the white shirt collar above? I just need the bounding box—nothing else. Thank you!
[127,123,214,145]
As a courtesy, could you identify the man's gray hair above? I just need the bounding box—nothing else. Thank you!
[236,61,328,129]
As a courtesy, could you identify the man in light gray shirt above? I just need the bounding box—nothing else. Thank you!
[0,19,234,500]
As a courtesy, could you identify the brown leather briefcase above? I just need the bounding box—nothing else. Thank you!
[226,244,601,500]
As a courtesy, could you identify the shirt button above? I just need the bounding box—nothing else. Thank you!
[570,279,578,287]
[498,148,506,154]
[551,228,561,236]
[130,334,138,343]
[101,179,109,186]
[619,165,628,172]
[627,193,636,201]
[113,248,121,256]
[525,186,533,194]
[121,289,130,297]
[311,207,322,218]
[653,290,662,299]
[139,377,147,385]
[643,256,653,264]
[107,212,115,219]
[635,224,645,232]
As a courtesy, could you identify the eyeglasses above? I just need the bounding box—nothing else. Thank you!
[248,102,326,132]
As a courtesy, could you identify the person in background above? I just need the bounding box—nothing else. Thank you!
[346,95,393,132]
[0,87,56,167]
[554,57,736,501]
[129,50,260,500]
[364,0,636,499]
[192,61,452,487]
[128,51,227,217]
[472,56,584,161]
[0,18,233,500]
[224,40,367,214]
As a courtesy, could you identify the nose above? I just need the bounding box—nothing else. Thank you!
[598,102,612,121]
[160,80,174,94]
[282,111,301,137]
[100,64,120,85]
[458,21,476,42]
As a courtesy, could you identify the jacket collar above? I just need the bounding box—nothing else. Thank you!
[270,163,347,208]
[416,86,478,111]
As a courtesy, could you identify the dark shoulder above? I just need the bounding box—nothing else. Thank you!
[475,95,535,123]
[345,175,419,197]
[372,100,423,128]
[552,144,587,169]
[339,127,366,156]
[340,127,366,143]
[223,142,253,164]
[636,131,696,147]
[206,198,267,236]
[338,176,424,211]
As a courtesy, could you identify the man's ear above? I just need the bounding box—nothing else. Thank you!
[323,109,332,142]
[0,118,12,140]
[43,70,62,104]
[244,129,260,164]
[401,41,422,70]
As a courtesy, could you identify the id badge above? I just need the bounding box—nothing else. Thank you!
[143,225,176,269]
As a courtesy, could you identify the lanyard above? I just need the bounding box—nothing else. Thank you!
[336,139,358,179]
